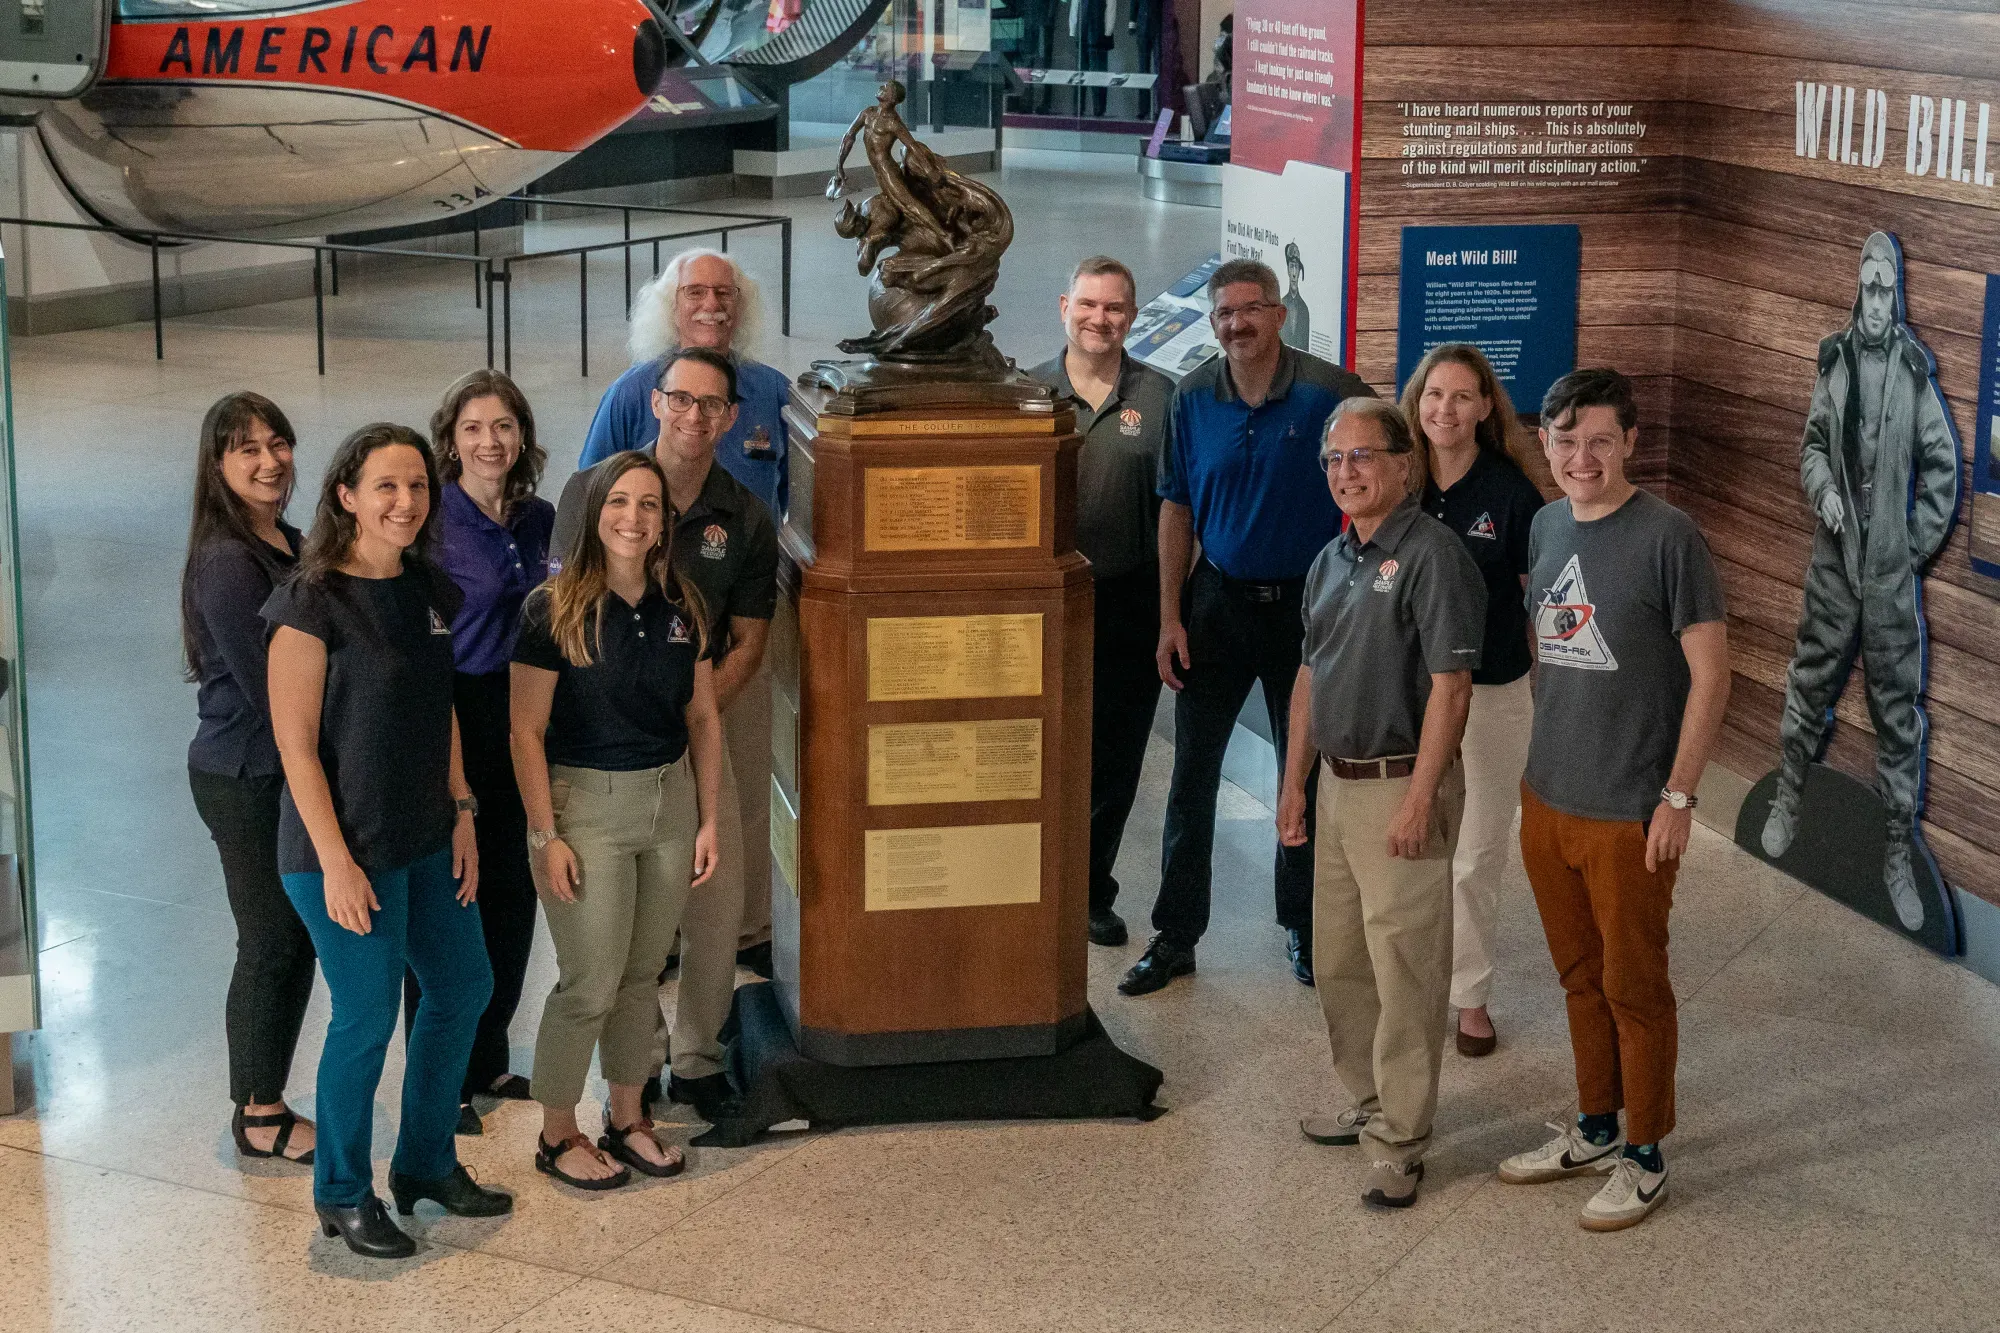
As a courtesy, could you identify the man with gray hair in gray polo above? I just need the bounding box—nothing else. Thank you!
[1278,395,1485,1210]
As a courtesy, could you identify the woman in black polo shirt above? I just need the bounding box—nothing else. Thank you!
[510,450,721,1192]
[181,391,316,1165]
[1401,343,1545,1058]
[265,423,512,1258]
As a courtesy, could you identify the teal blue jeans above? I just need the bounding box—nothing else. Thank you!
[283,845,492,1206]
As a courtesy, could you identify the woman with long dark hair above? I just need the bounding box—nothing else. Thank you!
[1399,343,1546,1059]
[181,392,317,1165]
[408,369,554,1135]
[265,423,511,1257]
[510,451,720,1191]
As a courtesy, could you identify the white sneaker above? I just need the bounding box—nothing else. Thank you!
[1497,1121,1624,1184]
[1580,1152,1668,1231]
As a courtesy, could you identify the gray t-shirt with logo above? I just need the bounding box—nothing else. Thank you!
[1524,489,1727,822]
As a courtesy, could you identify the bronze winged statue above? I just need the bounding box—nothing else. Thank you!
[826,81,1015,363]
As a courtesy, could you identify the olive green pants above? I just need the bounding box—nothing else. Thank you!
[530,759,697,1110]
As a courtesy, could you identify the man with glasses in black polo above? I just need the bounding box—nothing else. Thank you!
[552,346,780,1126]
[1123,258,1373,996]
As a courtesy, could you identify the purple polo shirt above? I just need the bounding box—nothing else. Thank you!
[435,481,555,676]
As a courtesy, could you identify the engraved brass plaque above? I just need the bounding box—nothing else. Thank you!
[864,465,1040,552]
[867,718,1043,806]
[863,823,1041,911]
[865,613,1043,702]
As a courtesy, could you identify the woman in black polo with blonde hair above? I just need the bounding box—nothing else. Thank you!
[511,450,721,1192]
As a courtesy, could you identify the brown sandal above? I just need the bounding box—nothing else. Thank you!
[535,1133,631,1191]
[597,1117,685,1178]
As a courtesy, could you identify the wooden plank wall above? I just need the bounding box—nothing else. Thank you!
[1359,0,2000,906]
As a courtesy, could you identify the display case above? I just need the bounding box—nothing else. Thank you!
[0,242,38,1111]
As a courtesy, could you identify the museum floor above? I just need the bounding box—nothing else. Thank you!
[4,150,1999,1332]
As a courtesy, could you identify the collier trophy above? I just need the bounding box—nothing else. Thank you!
[766,82,1094,1064]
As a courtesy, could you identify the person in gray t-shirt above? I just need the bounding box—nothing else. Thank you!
[1499,369,1730,1236]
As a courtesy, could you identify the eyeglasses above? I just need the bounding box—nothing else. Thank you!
[679,284,739,304]
[1545,435,1624,459]
[658,389,733,419]
[1320,446,1409,473]
[1210,300,1278,324]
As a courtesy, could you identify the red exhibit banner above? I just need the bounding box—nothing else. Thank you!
[1229,0,1362,177]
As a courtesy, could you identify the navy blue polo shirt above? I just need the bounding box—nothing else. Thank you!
[1157,344,1374,581]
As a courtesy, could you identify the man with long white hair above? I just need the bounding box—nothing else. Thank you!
[579,248,788,523]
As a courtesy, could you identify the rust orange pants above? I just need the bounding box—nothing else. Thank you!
[1519,784,1678,1144]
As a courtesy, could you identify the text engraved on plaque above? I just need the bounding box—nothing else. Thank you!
[863,823,1042,911]
[867,718,1043,806]
[864,465,1041,551]
[866,613,1043,701]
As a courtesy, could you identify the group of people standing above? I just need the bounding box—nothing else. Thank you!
[180,238,1726,1257]
[181,249,786,1257]
[1053,256,1727,1231]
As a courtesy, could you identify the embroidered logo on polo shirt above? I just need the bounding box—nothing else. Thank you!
[1373,558,1400,592]
[667,614,691,644]
[428,608,451,636]
[1118,408,1143,437]
[700,524,728,560]
[1535,554,1618,671]
[1467,511,1497,540]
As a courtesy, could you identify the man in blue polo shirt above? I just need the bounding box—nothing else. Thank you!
[1122,258,1373,997]
[578,248,790,524]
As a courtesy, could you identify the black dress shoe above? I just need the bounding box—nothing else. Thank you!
[455,1102,483,1136]
[669,1071,744,1123]
[389,1164,514,1218]
[1286,928,1315,987]
[1087,909,1129,947]
[316,1194,416,1259]
[1118,936,1196,996]
[639,1073,664,1117]
[735,940,775,979]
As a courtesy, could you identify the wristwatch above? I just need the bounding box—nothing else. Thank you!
[1660,787,1698,811]
[455,795,479,818]
[528,828,559,851]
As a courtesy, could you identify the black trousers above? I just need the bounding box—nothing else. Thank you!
[1091,564,1165,916]
[1153,560,1317,947]
[403,670,538,1100]
[188,766,318,1107]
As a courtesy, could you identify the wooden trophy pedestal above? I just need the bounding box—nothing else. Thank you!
[766,378,1092,1066]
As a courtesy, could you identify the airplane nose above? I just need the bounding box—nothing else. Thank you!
[633,16,667,96]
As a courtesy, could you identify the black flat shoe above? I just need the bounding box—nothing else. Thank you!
[1118,936,1196,996]
[735,940,774,979]
[598,1117,686,1178]
[1088,909,1129,947]
[484,1074,533,1100]
[669,1071,743,1124]
[639,1073,664,1117]
[316,1195,416,1259]
[389,1164,514,1217]
[455,1102,483,1136]
[232,1106,315,1164]
[1286,928,1316,987]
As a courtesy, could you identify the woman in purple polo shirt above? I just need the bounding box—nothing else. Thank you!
[412,369,555,1133]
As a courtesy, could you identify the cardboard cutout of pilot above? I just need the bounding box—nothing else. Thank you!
[1760,231,1960,931]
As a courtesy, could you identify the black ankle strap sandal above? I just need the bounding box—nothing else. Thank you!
[232,1106,314,1164]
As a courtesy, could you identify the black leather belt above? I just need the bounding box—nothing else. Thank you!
[1203,558,1302,604]
[1326,754,1419,781]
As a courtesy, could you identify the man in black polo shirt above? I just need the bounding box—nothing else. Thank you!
[1031,255,1175,948]
[1125,258,1373,996]
[553,347,780,1124]
[1278,397,1484,1209]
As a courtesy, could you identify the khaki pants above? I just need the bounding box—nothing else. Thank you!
[1518,784,1678,1144]
[530,760,697,1110]
[1313,757,1464,1167]
[665,669,773,1079]
[1450,678,1534,1010]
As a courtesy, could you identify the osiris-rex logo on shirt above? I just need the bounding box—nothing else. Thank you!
[1534,555,1616,671]
[428,608,452,636]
